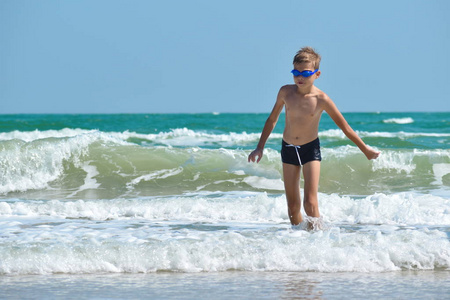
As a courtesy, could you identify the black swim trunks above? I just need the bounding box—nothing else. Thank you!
[281,138,322,166]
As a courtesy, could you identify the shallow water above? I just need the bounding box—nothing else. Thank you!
[1,271,449,299]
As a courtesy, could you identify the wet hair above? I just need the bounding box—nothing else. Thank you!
[293,47,321,70]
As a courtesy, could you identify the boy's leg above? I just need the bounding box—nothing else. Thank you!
[302,161,321,217]
[282,163,302,225]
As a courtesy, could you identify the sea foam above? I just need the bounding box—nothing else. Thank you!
[383,117,414,124]
[0,216,448,274]
[0,128,448,150]
[1,192,448,226]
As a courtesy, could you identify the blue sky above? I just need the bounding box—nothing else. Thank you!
[1,0,448,114]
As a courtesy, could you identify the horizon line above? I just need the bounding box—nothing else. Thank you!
[0,111,448,115]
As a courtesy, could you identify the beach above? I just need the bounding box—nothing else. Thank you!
[0,113,449,298]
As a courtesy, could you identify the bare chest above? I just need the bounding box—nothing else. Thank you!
[284,95,320,119]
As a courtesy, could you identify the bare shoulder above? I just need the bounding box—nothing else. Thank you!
[279,84,296,95]
[315,88,334,108]
[277,84,296,102]
[315,88,344,119]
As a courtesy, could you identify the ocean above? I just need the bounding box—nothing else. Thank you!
[0,112,449,299]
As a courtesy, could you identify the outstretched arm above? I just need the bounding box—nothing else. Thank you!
[323,96,380,160]
[248,88,285,163]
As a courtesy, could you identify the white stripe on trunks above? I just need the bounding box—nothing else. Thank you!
[285,144,302,166]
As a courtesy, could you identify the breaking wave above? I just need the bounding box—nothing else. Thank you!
[0,192,449,274]
[0,129,448,198]
[383,117,415,124]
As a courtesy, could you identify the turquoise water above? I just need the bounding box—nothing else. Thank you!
[0,113,448,198]
[1,112,448,149]
[0,113,449,298]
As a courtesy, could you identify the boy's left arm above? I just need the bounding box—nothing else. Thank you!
[322,96,380,160]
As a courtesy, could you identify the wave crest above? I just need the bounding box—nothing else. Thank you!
[0,129,448,197]
[383,117,414,124]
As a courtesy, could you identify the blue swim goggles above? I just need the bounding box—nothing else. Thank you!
[291,69,319,77]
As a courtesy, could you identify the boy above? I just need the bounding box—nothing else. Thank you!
[248,47,380,227]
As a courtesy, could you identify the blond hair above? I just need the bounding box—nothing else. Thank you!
[293,47,321,69]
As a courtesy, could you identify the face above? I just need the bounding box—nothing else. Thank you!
[292,62,320,87]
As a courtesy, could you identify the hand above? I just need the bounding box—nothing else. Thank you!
[248,148,263,163]
[364,146,380,160]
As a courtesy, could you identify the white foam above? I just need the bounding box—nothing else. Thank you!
[0,193,287,223]
[0,128,94,142]
[67,162,101,198]
[1,128,448,151]
[135,128,283,147]
[324,147,450,176]
[1,192,448,226]
[128,128,259,147]
[0,131,131,195]
[432,163,450,185]
[372,150,415,174]
[320,192,450,226]
[243,176,284,191]
[0,218,448,274]
[383,117,414,124]
[320,129,450,139]
[323,145,361,158]
[0,191,449,274]
[127,168,184,188]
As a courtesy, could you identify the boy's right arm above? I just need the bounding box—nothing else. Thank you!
[248,87,285,163]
